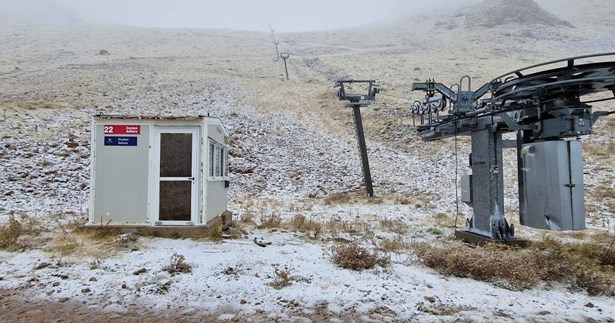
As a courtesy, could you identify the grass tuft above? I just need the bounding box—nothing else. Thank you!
[331,243,390,270]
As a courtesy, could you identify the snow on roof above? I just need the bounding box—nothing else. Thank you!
[93,115,207,121]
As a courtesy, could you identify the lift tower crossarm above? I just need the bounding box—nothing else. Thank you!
[412,82,458,102]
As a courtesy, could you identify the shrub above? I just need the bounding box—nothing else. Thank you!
[270,264,293,289]
[163,253,192,275]
[331,243,390,270]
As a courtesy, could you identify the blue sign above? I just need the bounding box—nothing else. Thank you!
[104,136,138,146]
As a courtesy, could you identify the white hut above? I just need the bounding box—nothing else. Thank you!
[89,115,229,227]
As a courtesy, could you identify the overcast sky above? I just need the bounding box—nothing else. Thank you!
[1,0,477,32]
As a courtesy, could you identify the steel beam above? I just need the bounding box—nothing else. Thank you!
[352,105,374,197]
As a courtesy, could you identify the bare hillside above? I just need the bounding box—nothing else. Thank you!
[461,0,574,28]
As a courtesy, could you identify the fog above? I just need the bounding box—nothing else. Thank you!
[0,0,479,32]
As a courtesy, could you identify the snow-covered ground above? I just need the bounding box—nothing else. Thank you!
[2,228,614,322]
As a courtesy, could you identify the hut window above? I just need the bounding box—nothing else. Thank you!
[209,142,215,177]
[208,139,228,179]
[215,146,222,176]
[224,149,229,177]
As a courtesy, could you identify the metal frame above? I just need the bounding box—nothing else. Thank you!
[335,80,381,197]
[411,53,615,242]
[280,52,291,80]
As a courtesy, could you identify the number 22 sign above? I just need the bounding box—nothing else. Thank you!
[103,125,141,135]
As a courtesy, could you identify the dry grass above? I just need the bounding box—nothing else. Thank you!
[47,221,140,258]
[394,194,413,205]
[49,231,121,258]
[239,210,256,223]
[0,215,22,251]
[0,213,46,251]
[290,214,322,238]
[418,302,477,316]
[206,221,223,242]
[426,227,446,237]
[324,191,360,205]
[259,212,282,229]
[585,142,615,159]
[593,184,615,200]
[327,218,373,238]
[378,236,410,253]
[433,213,455,227]
[331,243,390,270]
[380,217,408,234]
[241,209,377,239]
[51,233,82,256]
[324,190,384,205]
[413,236,615,295]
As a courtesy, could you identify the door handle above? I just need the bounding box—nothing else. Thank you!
[189,177,195,181]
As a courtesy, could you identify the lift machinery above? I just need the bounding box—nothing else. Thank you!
[411,53,615,243]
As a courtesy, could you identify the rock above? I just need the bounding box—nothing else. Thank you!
[133,268,147,276]
[98,49,110,55]
[81,288,91,293]
[51,273,69,280]
[34,262,51,270]
[240,299,247,305]
[89,277,97,282]
[538,311,551,316]
[58,297,70,303]
[585,302,595,308]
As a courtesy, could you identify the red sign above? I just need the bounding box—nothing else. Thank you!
[103,125,141,135]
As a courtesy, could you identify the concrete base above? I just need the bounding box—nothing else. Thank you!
[82,216,223,239]
[454,230,529,248]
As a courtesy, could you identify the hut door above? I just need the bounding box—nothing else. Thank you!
[154,128,199,225]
